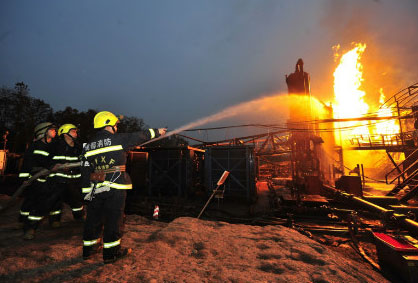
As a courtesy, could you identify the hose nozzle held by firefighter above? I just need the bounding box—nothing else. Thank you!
[158,127,167,136]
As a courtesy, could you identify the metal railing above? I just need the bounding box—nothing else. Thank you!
[380,82,418,110]
[348,132,412,149]
[385,147,418,185]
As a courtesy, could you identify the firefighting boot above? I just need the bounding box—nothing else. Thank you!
[103,247,132,264]
[49,212,62,228]
[16,215,26,229]
[18,213,28,223]
[23,228,35,240]
[83,243,102,260]
[50,221,61,228]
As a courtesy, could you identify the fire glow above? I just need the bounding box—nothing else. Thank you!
[333,43,368,120]
[333,43,369,139]
[332,43,399,144]
[375,89,398,136]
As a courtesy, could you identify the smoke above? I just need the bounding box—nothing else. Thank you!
[317,0,418,177]
[319,0,418,104]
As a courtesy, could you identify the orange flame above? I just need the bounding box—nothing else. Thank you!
[332,42,400,146]
[375,88,399,138]
[333,43,369,139]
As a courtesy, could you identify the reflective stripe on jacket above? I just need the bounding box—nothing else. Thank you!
[49,138,82,182]
[81,128,159,191]
[19,139,53,182]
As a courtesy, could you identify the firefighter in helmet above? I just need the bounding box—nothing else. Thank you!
[24,124,85,239]
[47,124,84,226]
[20,122,56,239]
[81,111,166,264]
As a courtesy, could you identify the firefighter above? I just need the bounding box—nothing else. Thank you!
[23,124,85,239]
[81,111,166,264]
[19,122,56,238]
[47,124,84,227]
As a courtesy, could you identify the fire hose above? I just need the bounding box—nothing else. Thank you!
[0,162,80,213]
[347,222,381,271]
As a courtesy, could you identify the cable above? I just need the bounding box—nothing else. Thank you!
[183,114,407,133]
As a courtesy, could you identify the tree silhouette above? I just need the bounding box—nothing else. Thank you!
[0,82,53,152]
[0,82,187,152]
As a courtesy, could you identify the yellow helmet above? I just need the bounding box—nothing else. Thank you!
[58,124,77,136]
[94,111,119,129]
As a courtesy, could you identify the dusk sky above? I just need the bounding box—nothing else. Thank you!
[1,0,417,141]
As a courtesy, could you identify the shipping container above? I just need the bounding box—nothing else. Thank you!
[128,147,204,198]
[204,146,256,203]
[126,151,148,194]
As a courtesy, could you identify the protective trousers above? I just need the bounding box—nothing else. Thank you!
[83,189,126,261]
[19,181,44,222]
[25,180,63,231]
[49,180,84,223]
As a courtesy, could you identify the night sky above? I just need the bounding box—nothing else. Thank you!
[1,0,417,140]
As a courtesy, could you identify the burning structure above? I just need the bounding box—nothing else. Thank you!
[285,58,338,191]
[279,45,418,282]
[123,44,418,281]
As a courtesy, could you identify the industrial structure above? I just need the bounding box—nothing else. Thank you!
[122,61,418,280]
[1,59,418,281]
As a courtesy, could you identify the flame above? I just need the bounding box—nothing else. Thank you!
[332,43,400,146]
[333,43,369,138]
[375,88,399,137]
[331,43,402,174]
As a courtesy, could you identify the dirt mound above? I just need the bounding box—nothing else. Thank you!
[0,195,388,282]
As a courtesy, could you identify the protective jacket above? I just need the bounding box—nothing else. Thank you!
[18,139,52,220]
[45,137,84,221]
[49,138,82,182]
[82,127,160,261]
[81,128,160,194]
[19,140,53,183]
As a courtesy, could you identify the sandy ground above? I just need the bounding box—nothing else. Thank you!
[0,194,391,283]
